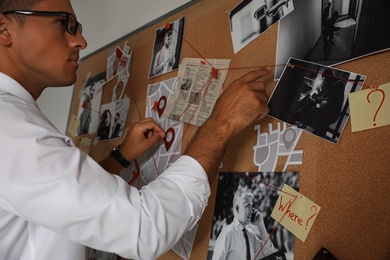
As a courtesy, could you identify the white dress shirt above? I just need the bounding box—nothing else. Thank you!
[212,218,274,260]
[0,72,210,260]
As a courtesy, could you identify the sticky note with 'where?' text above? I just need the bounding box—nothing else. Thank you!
[271,184,320,242]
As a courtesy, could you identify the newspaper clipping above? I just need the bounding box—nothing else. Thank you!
[164,57,231,126]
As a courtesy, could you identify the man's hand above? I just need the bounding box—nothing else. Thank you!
[208,67,272,138]
[185,67,272,182]
[99,118,165,175]
[120,118,166,162]
[252,208,266,227]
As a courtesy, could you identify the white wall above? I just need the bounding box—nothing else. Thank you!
[37,0,194,134]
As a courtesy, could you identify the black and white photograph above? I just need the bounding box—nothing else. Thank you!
[207,171,299,260]
[275,0,390,79]
[268,58,366,144]
[76,72,105,136]
[148,17,185,78]
[229,0,294,54]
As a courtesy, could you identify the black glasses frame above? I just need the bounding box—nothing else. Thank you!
[2,10,82,35]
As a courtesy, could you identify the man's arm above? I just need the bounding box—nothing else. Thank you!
[185,67,272,183]
[99,118,165,174]
[153,50,166,75]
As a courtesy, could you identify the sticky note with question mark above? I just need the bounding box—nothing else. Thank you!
[349,82,390,132]
[271,184,321,242]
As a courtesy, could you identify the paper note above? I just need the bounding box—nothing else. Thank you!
[67,114,80,137]
[349,82,390,132]
[271,184,320,242]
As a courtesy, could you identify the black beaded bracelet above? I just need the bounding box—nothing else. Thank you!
[109,145,131,168]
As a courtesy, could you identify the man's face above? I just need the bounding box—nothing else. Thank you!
[165,33,172,47]
[7,0,87,93]
[89,83,95,97]
[313,74,325,91]
[236,196,253,225]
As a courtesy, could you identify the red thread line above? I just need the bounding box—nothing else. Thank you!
[179,238,189,260]
[289,63,370,89]
[226,171,299,259]
[212,63,374,90]
[130,24,366,254]
[236,171,297,197]
[83,59,375,131]
[147,74,216,176]
[172,27,212,68]
[161,75,215,167]
[255,196,297,259]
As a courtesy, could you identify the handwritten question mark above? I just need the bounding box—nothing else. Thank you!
[367,88,385,127]
[305,205,318,230]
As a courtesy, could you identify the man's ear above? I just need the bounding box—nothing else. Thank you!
[235,205,239,213]
[0,14,13,46]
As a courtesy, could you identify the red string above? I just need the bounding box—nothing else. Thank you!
[79,22,375,257]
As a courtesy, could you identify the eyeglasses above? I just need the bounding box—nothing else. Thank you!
[2,10,82,35]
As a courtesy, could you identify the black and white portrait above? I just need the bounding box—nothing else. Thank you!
[268,58,366,144]
[229,0,294,53]
[275,0,390,79]
[208,171,299,260]
[148,17,185,78]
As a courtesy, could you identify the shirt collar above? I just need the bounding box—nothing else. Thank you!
[233,217,246,230]
[0,72,36,104]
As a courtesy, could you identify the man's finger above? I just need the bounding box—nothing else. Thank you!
[238,67,272,83]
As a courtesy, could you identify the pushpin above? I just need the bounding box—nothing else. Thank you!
[165,23,171,31]
[164,128,175,151]
[282,128,296,150]
[212,67,218,79]
[152,101,159,111]
[157,96,167,117]
[200,60,207,65]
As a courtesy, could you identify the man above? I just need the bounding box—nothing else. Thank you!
[212,188,275,260]
[294,68,345,136]
[78,81,94,134]
[0,0,271,259]
[153,29,176,76]
[111,112,121,139]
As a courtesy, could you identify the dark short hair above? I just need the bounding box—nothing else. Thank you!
[0,0,43,24]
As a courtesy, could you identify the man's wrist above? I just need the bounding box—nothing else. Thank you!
[110,145,131,168]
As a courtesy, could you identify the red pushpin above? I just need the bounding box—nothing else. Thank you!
[164,128,175,151]
[212,67,218,79]
[152,101,159,111]
[200,60,206,65]
[165,23,171,31]
[157,96,167,117]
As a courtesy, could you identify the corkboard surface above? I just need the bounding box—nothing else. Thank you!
[68,0,390,259]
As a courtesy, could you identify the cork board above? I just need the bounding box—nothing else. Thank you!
[67,0,390,259]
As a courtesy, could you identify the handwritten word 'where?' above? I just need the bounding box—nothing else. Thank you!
[271,184,321,242]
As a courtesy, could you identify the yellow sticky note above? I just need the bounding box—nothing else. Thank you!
[349,82,390,132]
[68,114,80,137]
[271,184,320,242]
